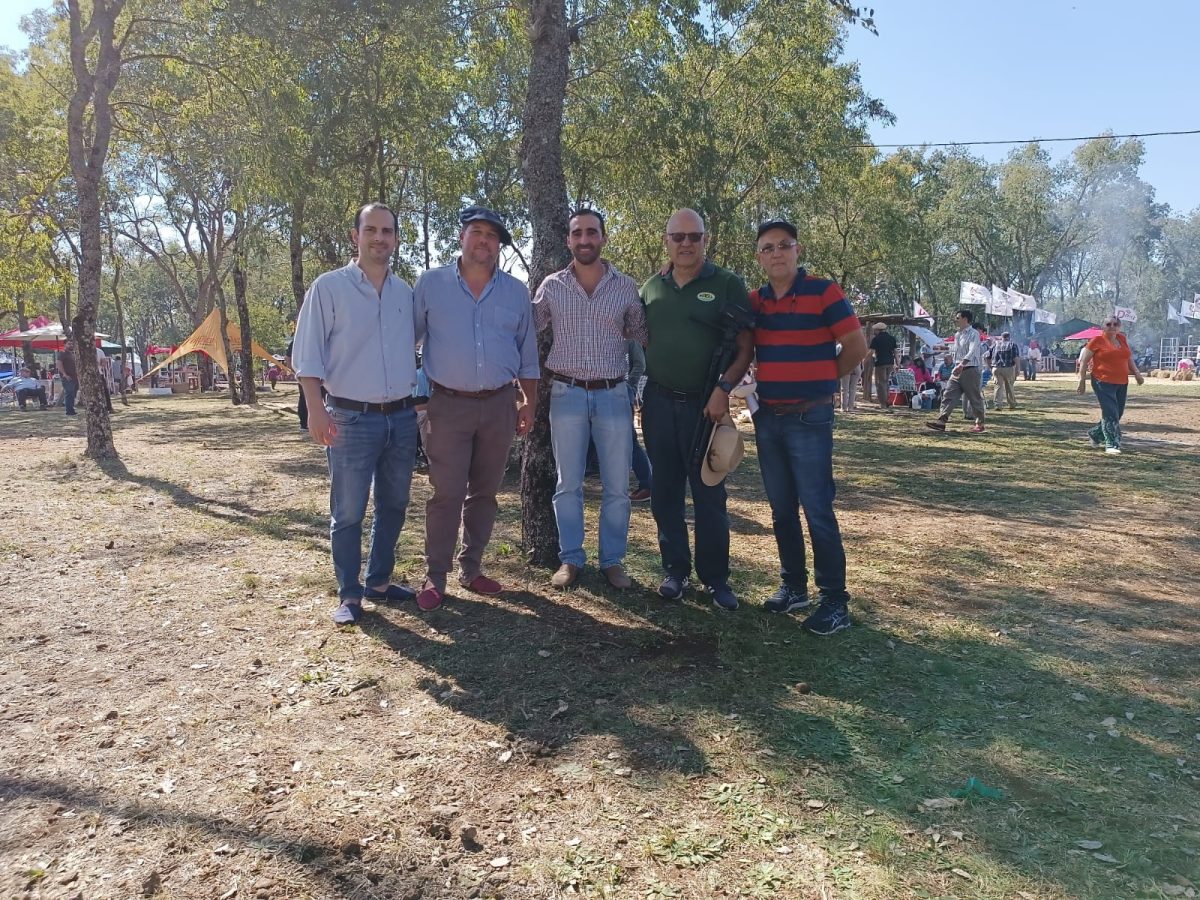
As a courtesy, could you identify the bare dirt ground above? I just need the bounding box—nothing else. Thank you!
[1,376,1197,899]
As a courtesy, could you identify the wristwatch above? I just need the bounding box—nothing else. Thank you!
[717,379,734,393]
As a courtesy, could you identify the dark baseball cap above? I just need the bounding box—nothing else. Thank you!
[460,205,512,246]
[756,218,798,240]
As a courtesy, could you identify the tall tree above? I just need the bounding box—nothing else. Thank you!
[65,0,125,459]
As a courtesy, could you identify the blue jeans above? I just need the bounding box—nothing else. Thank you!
[62,377,78,415]
[1089,379,1127,449]
[326,404,418,601]
[641,386,730,587]
[550,381,632,568]
[752,404,849,603]
[629,384,652,490]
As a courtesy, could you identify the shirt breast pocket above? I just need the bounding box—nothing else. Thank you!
[493,306,522,335]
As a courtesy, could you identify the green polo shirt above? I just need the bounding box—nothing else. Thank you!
[640,261,751,393]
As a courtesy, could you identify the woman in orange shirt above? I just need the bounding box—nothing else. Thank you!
[1076,317,1143,454]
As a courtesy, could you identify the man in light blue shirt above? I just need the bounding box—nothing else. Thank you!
[292,203,424,624]
[413,205,540,609]
[926,307,987,434]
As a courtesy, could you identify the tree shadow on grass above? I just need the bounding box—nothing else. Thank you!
[96,457,328,552]
[0,775,433,899]
[354,549,1198,897]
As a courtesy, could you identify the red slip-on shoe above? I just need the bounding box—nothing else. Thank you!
[461,574,503,596]
[416,582,443,611]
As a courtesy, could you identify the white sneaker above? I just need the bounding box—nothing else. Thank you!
[1105,447,1121,455]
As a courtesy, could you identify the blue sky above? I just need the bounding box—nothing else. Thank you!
[4,0,1197,214]
[844,0,1199,215]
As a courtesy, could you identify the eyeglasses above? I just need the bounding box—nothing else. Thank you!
[757,239,799,255]
[667,232,705,244]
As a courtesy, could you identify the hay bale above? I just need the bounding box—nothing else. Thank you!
[1185,370,1195,381]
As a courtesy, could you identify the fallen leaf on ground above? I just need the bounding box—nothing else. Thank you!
[1071,693,1087,702]
[490,856,509,868]
[951,868,972,880]
[498,750,512,763]
[1092,852,1119,863]
[805,799,827,810]
[1075,840,1103,850]
[920,797,963,810]
[1101,717,1117,727]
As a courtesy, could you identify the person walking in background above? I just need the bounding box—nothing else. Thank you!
[292,202,422,625]
[926,308,986,434]
[415,205,540,610]
[1024,340,1041,380]
[534,208,646,590]
[868,323,897,410]
[57,345,78,416]
[839,350,862,412]
[990,329,1019,409]
[627,339,653,502]
[1077,316,1143,455]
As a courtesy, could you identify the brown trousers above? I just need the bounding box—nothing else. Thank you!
[423,386,518,591]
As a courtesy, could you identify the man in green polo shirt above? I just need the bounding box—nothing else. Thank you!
[641,208,754,611]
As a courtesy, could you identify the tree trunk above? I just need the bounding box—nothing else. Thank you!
[109,232,131,406]
[215,288,239,405]
[233,222,257,406]
[289,196,306,311]
[518,0,574,568]
[15,298,36,371]
[65,0,123,460]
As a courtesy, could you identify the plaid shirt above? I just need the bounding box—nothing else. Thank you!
[533,261,648,379]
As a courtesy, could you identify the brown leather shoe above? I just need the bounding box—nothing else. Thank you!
[551,563,580,588]
[601,564,631,589]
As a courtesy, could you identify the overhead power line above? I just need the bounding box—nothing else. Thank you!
[853,128,1200,150]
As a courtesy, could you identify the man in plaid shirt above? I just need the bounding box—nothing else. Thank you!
[533,209,648,590]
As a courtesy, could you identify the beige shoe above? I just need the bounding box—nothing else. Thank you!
[551,563,580,588]
[601,564,631,589]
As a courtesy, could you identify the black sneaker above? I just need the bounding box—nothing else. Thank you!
[801,600,851,636]
[708,583,739,611]
[658,574,690,601]
[763,584,811,614]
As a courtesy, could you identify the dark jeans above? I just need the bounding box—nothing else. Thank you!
[298,387,308,429]
[641,386,729,587]
[17,387,48,410]
[62,377,78,415]
[325,405,418,601]
[752,404,849,603]
[1089,378,1127,449]
[630,385,652,489]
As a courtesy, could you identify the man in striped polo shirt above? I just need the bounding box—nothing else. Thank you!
[750,219,867,635]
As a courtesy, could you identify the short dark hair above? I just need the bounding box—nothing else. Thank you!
[569,207,606,236]
[956,308,974,324]
[354,202,399,233]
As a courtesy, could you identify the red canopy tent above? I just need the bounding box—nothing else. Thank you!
[1064,327,1103,341]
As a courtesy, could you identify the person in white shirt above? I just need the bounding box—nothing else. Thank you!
[925,308,987,434]
[12,367,48,410]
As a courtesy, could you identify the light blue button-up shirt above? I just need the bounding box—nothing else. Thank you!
[291,261,417,403]
[414,260,539,392]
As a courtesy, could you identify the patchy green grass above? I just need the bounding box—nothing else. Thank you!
[0,378,1196,899]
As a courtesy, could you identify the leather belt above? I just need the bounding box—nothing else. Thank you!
[328,394,416,414]
[431,380,513,399]
[646,380,702,402]
[549,372,624,391]
[762,398,834,416]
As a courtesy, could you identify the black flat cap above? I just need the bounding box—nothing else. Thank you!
[460,205,513,246]
[756,218,798,240]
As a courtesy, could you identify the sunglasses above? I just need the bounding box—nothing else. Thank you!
[667,232,705,244]
[757,239,799,255]
[1104,321,1121,327]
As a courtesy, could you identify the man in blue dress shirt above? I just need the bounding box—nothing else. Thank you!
[414,206,540,610]
[292,203,422,624]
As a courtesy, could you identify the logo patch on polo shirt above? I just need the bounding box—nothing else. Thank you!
[697,292,716,302]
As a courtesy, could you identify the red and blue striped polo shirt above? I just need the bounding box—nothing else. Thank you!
[750,268,861,404]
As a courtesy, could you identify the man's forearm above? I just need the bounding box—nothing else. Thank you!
[518,378,539,411]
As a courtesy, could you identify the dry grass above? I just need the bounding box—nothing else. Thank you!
[1,377,1197,899]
